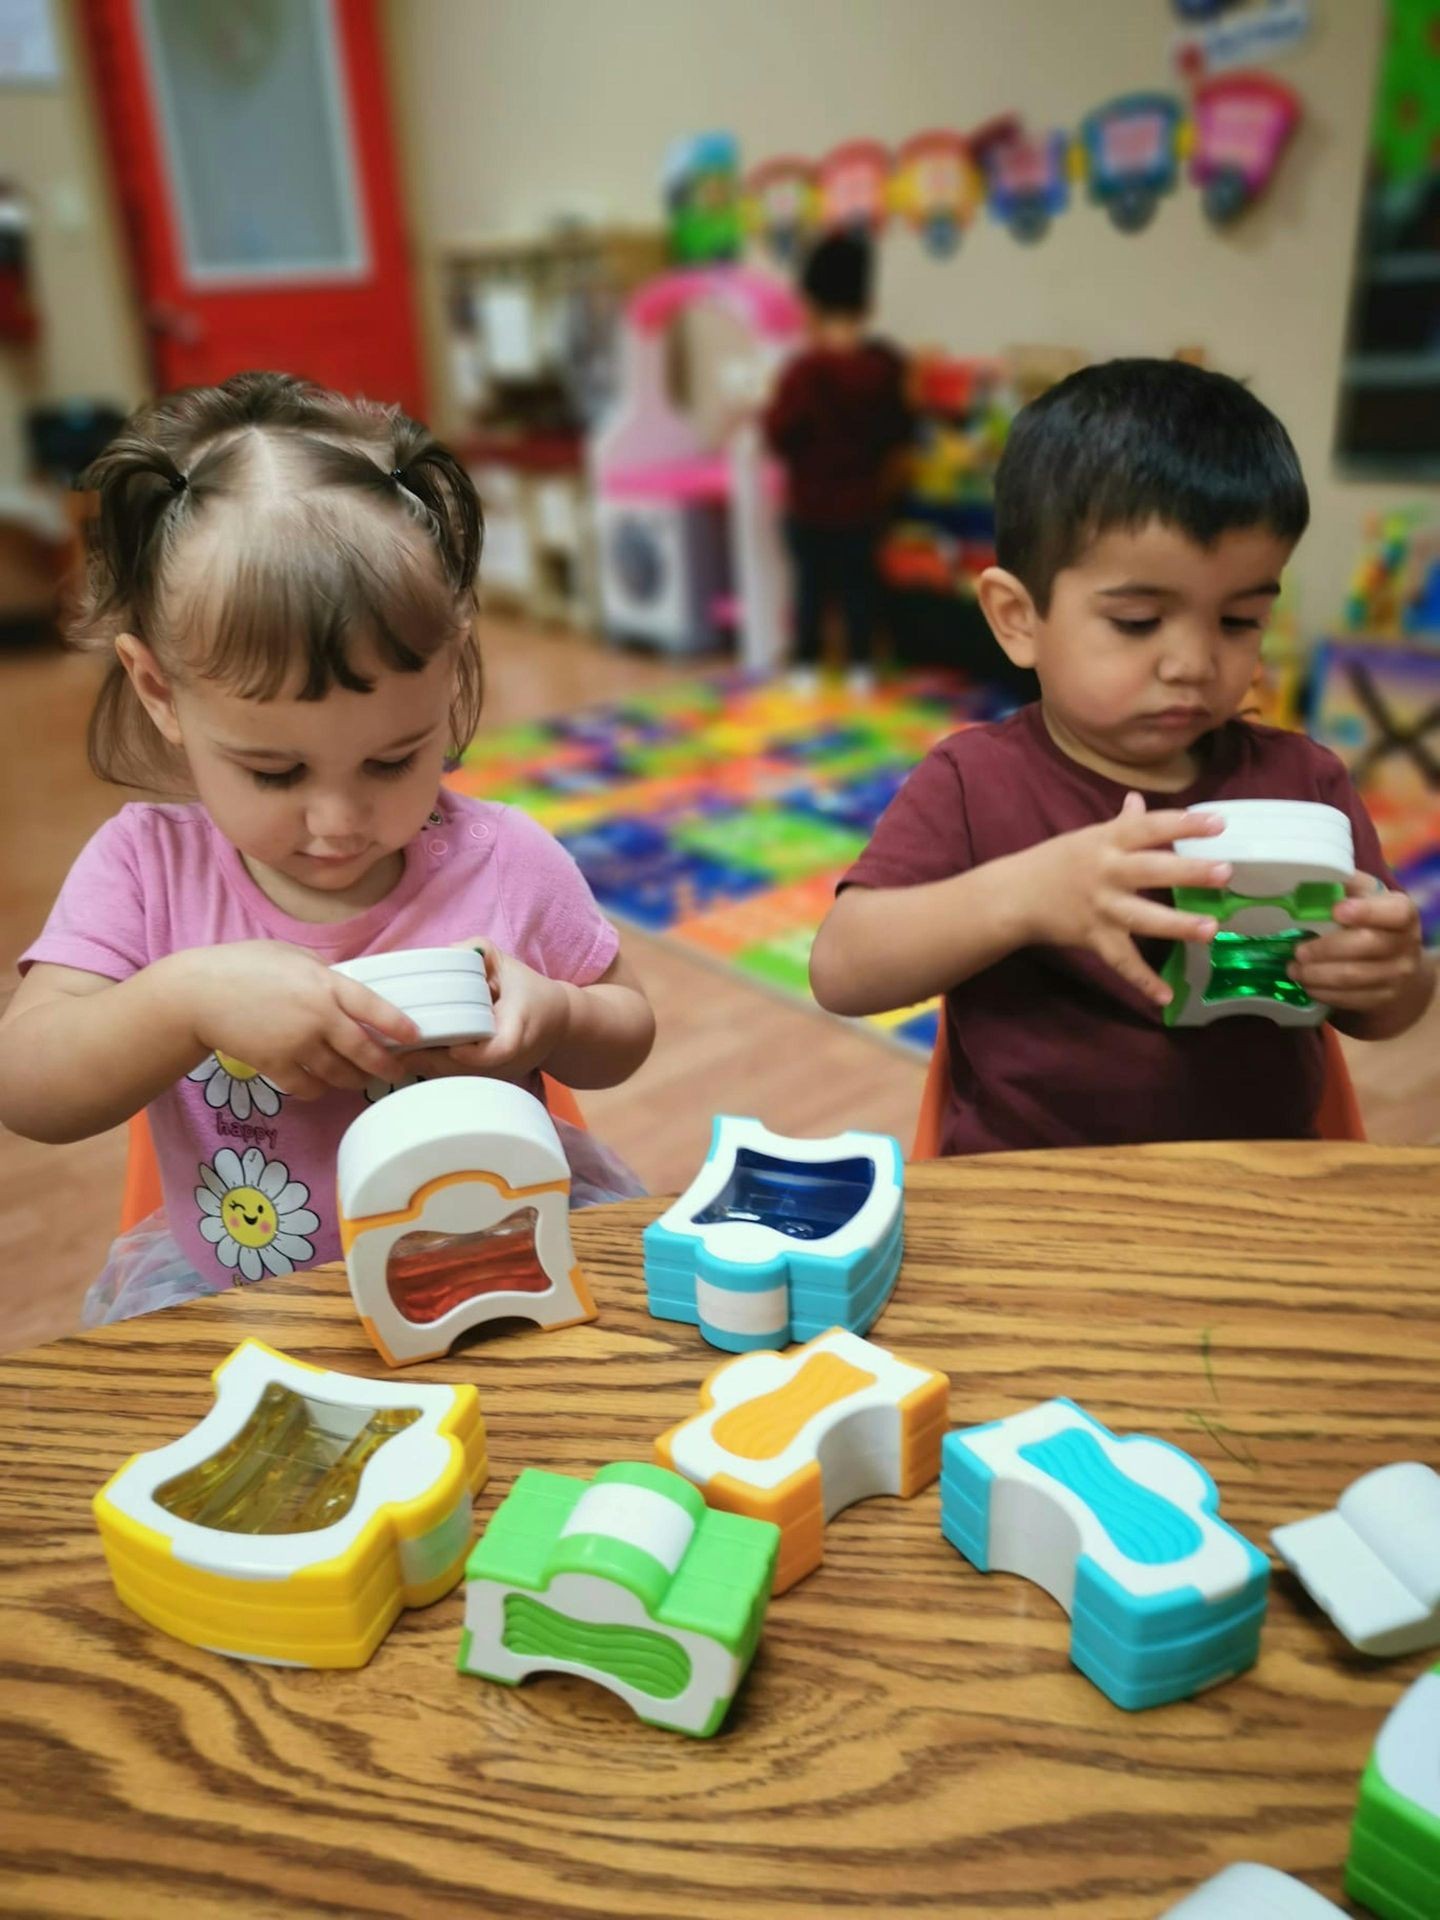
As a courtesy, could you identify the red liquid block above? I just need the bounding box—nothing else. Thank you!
[386,1210,551,1325]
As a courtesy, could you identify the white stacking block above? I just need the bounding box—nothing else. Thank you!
[1272,1462,1440,1656]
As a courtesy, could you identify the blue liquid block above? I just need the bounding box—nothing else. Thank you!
[941,1397,1269,1711]
[645,1118,905,1353]
[694,1149,875,1241]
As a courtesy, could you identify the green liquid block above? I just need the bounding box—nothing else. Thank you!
[1203,929,1316,1007]
[1163,881,1344,1025]
[501,1593,693,1700]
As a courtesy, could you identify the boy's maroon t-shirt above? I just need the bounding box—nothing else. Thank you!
[841,703,1394,1155]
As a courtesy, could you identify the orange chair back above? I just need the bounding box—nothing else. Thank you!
[119,1074,589,1235]
[910,1016,1365,1161]
[1314,1023,1366,1143]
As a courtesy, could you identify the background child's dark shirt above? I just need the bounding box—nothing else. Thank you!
[764,341,910,529]
[842,704,1394,1155]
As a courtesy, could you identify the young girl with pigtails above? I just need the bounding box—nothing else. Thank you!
[0,372,653,1324]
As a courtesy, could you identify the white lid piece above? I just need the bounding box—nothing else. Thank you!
[1271,1462,1440,1656]
[1174,802,1354,896]
[333,948,495,1049]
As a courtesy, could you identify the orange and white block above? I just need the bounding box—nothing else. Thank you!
[338,1078,595,1367]
[655,1326,948,1593]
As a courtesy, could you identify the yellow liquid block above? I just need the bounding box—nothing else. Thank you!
[94,1340,488,1667]
[156,1384,421,1535]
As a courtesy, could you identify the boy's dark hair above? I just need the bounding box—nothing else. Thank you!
[994,358,1309,611]
[800,230,872,316]
[74,370,484,789]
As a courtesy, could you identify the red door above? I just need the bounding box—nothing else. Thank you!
[81,0,426,416]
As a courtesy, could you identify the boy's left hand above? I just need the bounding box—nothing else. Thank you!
[1289,875,1425,1012]
[410,941,571,1084]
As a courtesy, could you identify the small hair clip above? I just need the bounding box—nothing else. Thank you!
[169,472,188,495]
[391,467,406,485]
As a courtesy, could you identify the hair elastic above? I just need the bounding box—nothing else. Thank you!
[169,472,188,494]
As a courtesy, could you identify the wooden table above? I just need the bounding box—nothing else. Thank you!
[3,1142,1437,1919]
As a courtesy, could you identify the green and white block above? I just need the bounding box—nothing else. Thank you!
[458,1461,779,1737]
[1347,1665,1440,1920]
[1163,801,1353,1029]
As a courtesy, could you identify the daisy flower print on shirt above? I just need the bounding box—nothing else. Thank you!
[188,1051,285,1122]
[196,1147,319,1283]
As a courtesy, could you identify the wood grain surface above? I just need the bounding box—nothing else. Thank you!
[2,1142,1437,1919]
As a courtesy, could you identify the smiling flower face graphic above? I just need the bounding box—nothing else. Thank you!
[188,1051,285,1122]
[196,1147,319,1283]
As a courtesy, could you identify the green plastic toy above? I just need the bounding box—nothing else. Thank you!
[1163,881,1345,1027]
[458,1461,779,1736]
[1347,1665,1440,1920]
[1162,801,1354,1029]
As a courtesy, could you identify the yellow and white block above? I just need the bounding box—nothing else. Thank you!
[94,1339,487,1667]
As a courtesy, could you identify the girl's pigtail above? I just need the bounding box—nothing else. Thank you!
[389,424,483,593]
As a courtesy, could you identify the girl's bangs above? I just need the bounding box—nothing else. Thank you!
[172,509,461,702]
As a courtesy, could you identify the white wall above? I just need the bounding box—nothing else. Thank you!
[387,0,1437,631]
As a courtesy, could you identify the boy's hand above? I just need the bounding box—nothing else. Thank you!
[175,942,418,1098]
[1290,874,1425,1012]
[1021,791,1231,1007]
[411,941,571,1084]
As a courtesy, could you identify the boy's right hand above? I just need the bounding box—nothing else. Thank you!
[1018,792,1232,1007]
[172,942,419,1098]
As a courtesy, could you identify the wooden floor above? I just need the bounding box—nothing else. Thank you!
[1,616,1434,1356]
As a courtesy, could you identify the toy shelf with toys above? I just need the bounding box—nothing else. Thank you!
[880,352,1009,602]
[441,226,667,630]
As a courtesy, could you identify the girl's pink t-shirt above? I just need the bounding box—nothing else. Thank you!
[20,788,619,1287]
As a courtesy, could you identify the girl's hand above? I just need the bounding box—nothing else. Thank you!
[175,941,418,1098]
[1291,875,1426,1013]
[412,941,571,1084]
[1018,791,1231,1007]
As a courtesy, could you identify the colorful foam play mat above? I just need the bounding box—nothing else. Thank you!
[445,672,1016,1056]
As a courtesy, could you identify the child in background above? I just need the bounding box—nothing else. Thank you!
[810,359,1434,1153]
[0,372,654,1324]
[764,230,910,696]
